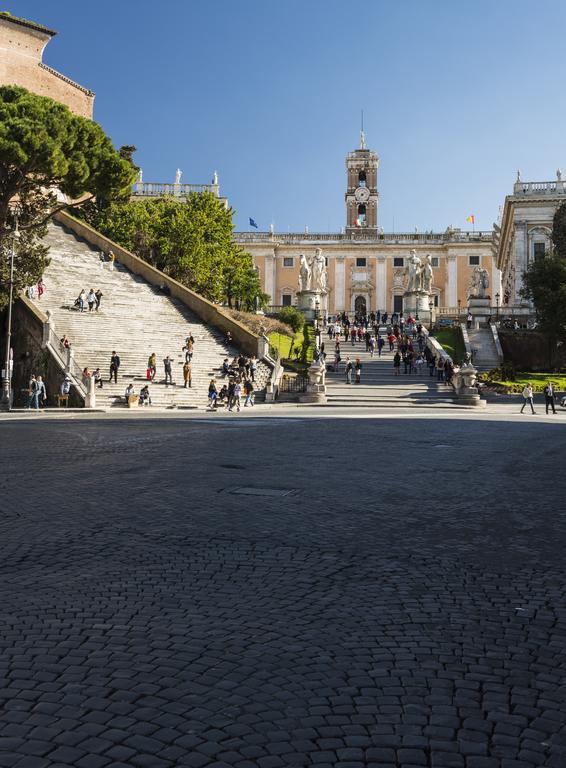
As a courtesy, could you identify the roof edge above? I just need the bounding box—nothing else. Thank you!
[0,12,57,37]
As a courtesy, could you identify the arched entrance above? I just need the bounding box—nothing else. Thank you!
[354,295,367,317]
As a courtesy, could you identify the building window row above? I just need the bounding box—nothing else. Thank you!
[280,255,480,267]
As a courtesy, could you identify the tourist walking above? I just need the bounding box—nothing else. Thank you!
[183,336,194,362]
[163,356,173,385]
[544,381,557,414]
[345,357,352,384]
[147,353,157,381]
[27,375,40,409]
[87,288,96,312]
[229,380,241,412]
[520,382,536,414]
[37,279,45,300]
[355,358,362,384]
[109,351,120,383]
[36,375,47,407]
[183,360,192,388]
[95,289,103,311]
[369,336,375,357]
[208,378,218,409]
[377,336,384,357]
[75,289,86,312]
[393,351,401,376]
[244,379,254,407]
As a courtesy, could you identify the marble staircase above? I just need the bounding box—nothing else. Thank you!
[32,221,269,409]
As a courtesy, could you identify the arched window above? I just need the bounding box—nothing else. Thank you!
[358,171,366,187]
[356,204,367,227]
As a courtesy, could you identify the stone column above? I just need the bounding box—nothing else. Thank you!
[491,255,502,305]
[376,256,386,312]
[66,347,74,374]
[334,256,345,312]
[446,254,458,308]
[513,222,528,303]
[85,376,96,409]
[264,252,275,304]
[42,310,52,348]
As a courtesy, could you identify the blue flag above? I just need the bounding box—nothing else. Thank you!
[249,217,258,229]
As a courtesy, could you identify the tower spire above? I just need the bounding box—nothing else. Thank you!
[360,110,366,149]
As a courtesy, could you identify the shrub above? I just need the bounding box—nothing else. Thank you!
[279,306,305,333]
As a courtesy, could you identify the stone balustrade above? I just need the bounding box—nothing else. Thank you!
[512,179,566,196]
[132,182,220,198]
[234,230,492,245]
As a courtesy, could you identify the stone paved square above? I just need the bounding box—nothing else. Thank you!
[1,415,565,767]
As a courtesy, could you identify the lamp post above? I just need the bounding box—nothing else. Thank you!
[429,299,434,328]
[495,292,500,320]
[1,213,20,411]
[457,298,461,321]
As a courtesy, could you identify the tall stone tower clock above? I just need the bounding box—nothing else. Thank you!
[345,132,379,233]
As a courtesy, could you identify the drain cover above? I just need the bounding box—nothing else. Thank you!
[230,487,297,498]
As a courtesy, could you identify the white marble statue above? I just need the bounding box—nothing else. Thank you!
[406,249,422,292]
[175,168,182,185]
[421,254,433,294]
[311,248,327,293]
[469,266,489,299]
[298,253,311,292]
[212,170,219,185]
[137,168,143,184]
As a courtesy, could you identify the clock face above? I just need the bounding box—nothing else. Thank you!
[355,186,370,203]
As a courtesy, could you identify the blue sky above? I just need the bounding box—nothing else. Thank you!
[5,0,566,233]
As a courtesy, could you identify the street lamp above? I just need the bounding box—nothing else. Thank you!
[457,298,461,320]
[1,211,20,411]
[495,292,500,320]
[429,299,434,327]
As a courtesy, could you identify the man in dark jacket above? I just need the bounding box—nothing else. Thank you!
[544,382,557,414]
[109,351,120,383]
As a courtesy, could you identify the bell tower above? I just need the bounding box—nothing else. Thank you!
[345,131,379,233]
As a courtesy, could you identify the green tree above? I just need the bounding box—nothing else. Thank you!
[0,85,136,308]
[84,192,265,308]
[552,201,566,259]
[521,255,566,367]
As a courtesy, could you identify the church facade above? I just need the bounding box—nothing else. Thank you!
[234,137,499,316]
[0,12,94,118]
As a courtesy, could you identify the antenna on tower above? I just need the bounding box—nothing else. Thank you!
[360,110,366,149]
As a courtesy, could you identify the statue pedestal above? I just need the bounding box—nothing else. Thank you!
[299,360,327,404]
[297,289,325,321]
[468,297,491,328]
[403,291,432,322]
[451,363,486,407]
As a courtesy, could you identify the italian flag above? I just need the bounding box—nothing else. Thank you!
[466,215,475,224]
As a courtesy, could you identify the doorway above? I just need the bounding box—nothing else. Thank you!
[355,295,367,316]
[393,295,404,314]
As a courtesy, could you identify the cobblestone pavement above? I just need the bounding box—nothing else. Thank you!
[1,416,566,768]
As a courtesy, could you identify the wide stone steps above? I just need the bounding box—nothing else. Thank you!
[31,222,269,408]
[323,327,456,407]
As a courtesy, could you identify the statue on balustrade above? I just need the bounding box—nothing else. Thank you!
[175,168,182,185]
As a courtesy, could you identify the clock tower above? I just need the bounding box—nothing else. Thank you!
[345,131,379,233]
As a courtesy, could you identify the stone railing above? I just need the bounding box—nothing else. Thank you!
[54,211,262,360]
[234,230,492,245]
[512,179,566,196]
[132,182,220,198]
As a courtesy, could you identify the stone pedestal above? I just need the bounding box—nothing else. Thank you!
[468,297,491,328]
[85,376,97,409]
[403,291,432,324]
[299,360,327,404]
[297,290,326,321]
[451,362,486,407]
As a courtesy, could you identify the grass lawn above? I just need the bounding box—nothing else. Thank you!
[481,371,566,393]
[268,325,316,368]
[431,327,466,364]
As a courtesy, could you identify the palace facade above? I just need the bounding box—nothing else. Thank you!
[234,136,500,316]
[494,171,566,306]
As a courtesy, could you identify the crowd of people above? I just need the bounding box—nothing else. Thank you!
[208,352,258,412]
[323,310,457,385]
[73,287,103,312]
